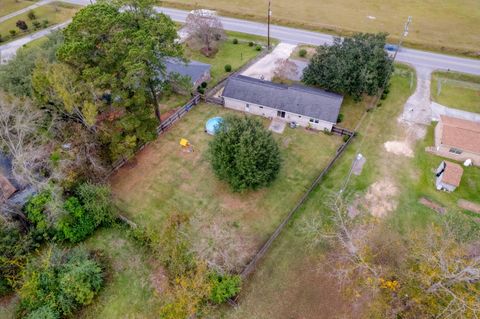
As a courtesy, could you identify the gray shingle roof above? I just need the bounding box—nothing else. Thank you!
[164,58,211,85]
[222,75,343,123]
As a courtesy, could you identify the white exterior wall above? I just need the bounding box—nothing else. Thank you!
[223,97,334,131]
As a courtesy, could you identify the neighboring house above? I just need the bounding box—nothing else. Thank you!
[430,115,480,166]
[0,152,34,205]
[435,160,464,192]
[0,153,17,203]
[222,75,343,131]
[164,58,211,88]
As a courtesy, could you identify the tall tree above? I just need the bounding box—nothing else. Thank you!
[184,10,226,56]
[36,2,182,160]
[302,33,391,101]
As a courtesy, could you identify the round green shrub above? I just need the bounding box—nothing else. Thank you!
[224,64,232,72]
[232,38,238,44]
[197,86,205,94]
[208,115,281,191]
[201,81,208,88]
[299,48,307,57]
[209,273,241,304]
[255,44,262,51]
[248,41,254,47]
[337,113,344,123]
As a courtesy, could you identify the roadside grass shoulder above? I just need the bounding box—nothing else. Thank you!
[0,0,37,18]
[0,2,79,44]
[161,0,480,58]
[431,71,480,114]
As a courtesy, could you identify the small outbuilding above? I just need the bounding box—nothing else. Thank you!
[164,58,211,88]
[435,160,464,192]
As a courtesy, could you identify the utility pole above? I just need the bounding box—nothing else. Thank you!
[267,1,271,51]
[374,16,412,107]
[392,16,412,62]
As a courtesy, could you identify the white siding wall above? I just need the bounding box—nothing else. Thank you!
[223,97,334,131]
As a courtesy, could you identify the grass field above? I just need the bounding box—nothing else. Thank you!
[163,0,480,57]
[110,103,342,271]
[0,0,37,18]
[185,32,268,84]
[215,65,422,318]
[0,2,79,43]
[431,71,480,114]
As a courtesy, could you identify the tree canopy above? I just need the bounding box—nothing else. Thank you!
[208,116,281,192]
[34,2,183,160]
[302,33,392,101]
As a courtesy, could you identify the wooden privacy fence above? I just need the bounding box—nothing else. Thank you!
[107,94,201,177]
[240,132,356,280]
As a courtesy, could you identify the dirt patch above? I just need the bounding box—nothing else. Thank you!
[384,140,414,157]
[419,197,446,214]
[364,179,398,217]
[149,261,169,295]
[458,199,480,214]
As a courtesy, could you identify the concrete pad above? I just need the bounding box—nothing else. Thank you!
[241,43,296,81]
[269,118,286,134]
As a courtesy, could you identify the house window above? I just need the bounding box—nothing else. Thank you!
[259,106,263,109]
[277,111,286,118]
[310,118,319,123]
[246,103,250,108]
[309,118,314,123]
[298,115,301,118]
[449,147,463,155]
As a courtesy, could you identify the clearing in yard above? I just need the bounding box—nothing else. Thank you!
[0,2,79,44]
[163,0,480,57]
[110,103,342,272]
[0,0,37,18]
[215,65,422,318]
[431,71,480,114]
[184,31,268,84]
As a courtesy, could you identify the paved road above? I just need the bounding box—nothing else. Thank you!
[0,20,71,63]
[3,0,480,76]
[0,0,54,24]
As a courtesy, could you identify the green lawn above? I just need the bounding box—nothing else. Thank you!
[0,0,37,18]
[431,71,480,114]
[0,2,79,44]
[215,64,419,318]
[184,32,266,84]
[163,0,480,58]
[80,228,161,319]
[110,103,342,271]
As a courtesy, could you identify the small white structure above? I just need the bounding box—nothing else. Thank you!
[222,75,343,131]
[435,160,464,192]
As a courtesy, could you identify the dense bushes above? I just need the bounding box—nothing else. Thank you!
[0,225,40,296]
[208,273,241,304]
[224,64,232,72]
[25,183,113,243]
[18,246,103,318]
[208,115,281,191]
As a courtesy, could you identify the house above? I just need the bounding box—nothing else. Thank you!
[222,75,343,131]
[435,160,464,192]
[430,115,480,166]
[0,153,17,203]
[0,152,35,205]
[164,58,211,88]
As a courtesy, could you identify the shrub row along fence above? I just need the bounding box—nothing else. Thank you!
[106,94,201,178]
[239,131,356,282]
